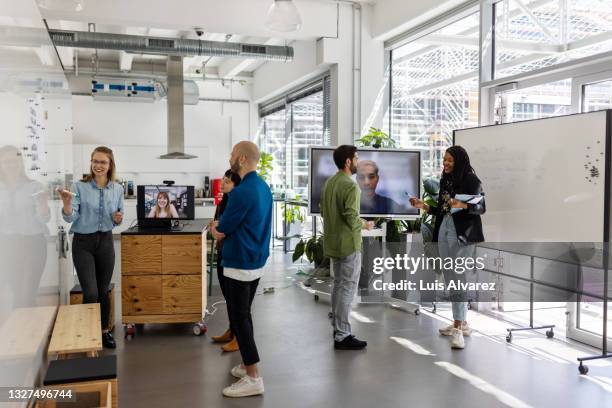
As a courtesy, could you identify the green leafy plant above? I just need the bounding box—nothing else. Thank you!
[257,152,274,183]
[420,178,439,243]
[284,204,305,225]
[356,127,397,149]
[292,235,328,267]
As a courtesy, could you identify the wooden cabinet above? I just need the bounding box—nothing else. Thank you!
[121,229,207,325]
[121,235,162,275]
[121,276,163,315]
[162,235,202,274]
[162,275,202,314]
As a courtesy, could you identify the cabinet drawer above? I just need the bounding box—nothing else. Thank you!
[122,276,163,315]
[122,235,162,275]
[162,275,202,314]
[162,235,202,274]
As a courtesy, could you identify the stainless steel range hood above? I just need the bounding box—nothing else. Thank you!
[159,56,196,160]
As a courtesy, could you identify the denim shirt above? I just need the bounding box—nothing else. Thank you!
[62,180,124,234]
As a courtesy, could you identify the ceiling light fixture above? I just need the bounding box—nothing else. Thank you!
[37,0,85,12]
[265,0,302,33]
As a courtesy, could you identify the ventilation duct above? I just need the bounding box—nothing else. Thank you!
[159,56,196,160]
[48,29,294,61]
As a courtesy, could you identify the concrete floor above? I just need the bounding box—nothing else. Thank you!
[105,248,612,408]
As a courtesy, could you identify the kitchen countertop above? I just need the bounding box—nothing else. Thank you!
[121,219,211,235]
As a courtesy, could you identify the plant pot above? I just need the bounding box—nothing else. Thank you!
[283,221,302,252]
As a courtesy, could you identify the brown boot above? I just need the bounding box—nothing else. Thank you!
[211,329,232,343]
[221,337,239,352]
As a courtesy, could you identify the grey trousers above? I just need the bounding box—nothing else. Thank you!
[331,251,361,342]
[437,214,476,322]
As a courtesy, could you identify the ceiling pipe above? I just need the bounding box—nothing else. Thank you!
[48,29,294,62]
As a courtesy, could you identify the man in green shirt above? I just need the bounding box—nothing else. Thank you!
[320,145,373,350]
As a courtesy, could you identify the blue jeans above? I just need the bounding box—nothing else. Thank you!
[331,251,361,342]
[437,215,476,322]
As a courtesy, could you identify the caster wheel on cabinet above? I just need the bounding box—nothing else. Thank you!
[193,323,207,336]
[124,324,135,340]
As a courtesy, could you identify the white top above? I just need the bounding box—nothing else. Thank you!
[223,267,264,282]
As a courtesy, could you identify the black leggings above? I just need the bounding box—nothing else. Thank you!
[72,231,115,330]
[216,252,233,334]
[226,277,260,366]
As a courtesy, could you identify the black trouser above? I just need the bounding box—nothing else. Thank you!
[225,277,260,366]
[216,252,233,334]
[72,231,115,330]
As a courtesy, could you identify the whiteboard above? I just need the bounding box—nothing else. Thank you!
[454,110,610,242]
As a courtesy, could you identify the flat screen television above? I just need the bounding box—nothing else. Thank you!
[308,147,421,218]
[137,185,195,228]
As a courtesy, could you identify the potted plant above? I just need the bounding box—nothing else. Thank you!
[292,234,329,270]
[420,177,439,244]
[283,196,305,252]
[257,152,274,184]
[356,127,397,149]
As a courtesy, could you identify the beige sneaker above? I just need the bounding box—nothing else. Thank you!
[439,322,472,337]
[230,364,246,379]
[222,376,264,398]
[450,328,465,349]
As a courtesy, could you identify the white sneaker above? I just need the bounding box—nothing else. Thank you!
[230,364,246,379]
[450,328,465,349]
[439,322,472,337]
[222,376,264,398]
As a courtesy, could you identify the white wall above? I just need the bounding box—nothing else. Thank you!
[71,85,251,187]
[371,0,466,41]
[252,40,328,103]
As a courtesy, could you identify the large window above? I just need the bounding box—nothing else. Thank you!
[387,0,612,350]
[289,92,324,196]
[494,0,612,79]
[493,79,572,123]
[260,109,287,190]
[258,81,328,197]
[390,12,480,178]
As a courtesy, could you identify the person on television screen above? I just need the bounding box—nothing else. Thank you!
[148,191,179,218]
[356,160,405,214]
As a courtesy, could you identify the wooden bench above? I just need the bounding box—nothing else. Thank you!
[43,355,118,408]
[48,304,102,359]
[35,381,112,408]
[0,306,57,361]
[70,283,115,332]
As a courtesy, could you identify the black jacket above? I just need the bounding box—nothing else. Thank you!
[430,173,485,243]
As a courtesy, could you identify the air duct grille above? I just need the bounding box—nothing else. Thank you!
[147,38,175,49]
[241,45,267,55]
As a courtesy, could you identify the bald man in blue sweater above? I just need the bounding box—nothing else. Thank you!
[211,141,272,398]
